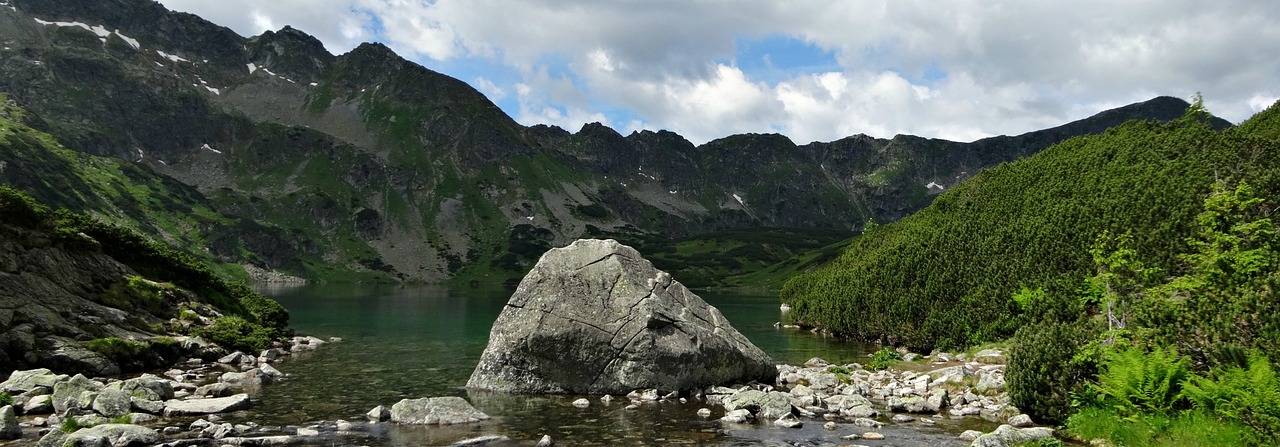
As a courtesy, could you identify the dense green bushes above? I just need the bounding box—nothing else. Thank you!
[1008,177,1280,443]
[782,101,1280,352]
[1007,319,1099,424]
[194,316,275,353]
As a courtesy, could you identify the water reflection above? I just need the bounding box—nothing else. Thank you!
[245,284,971,446]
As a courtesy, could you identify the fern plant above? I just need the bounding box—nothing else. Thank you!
[1183,351,1280,445]
[1091,346,1191,417]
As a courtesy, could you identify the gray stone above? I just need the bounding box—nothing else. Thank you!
[106,374,174,401]
[973,349,1004,363]
[1,369,67,394]
[61,420,160,445]
[35,428,67,447]
[73,414,108,427]
[128,413,158,424]
[960,430,984,441]
[389,397,489,425]
[130,397,165,415]
[23,394,53,414]
[537,434,554,446]
[804,357,829,368]
[976,372,1006,394]
[259,364,283,379]
[773,413,803,428]
[218,352,246,364]
[863,432,886,440]
[889,396,936,414]
[219,372,245,385]
[823,421,837,431]
[722,389,793,420]
[91,389,132,418]
[850,417,883,428]
[928,390,949,412]
[626,389,660,401]
[825,394,878,418]
[971,424,1055,447]
[571,398,589,408]
[51,374,103,414]
[451,435,511,446]
[196,383,234,398]
[696,408,712,418]
[163,393,251,416]
[892,414,916,423]
[1,405,20,440]
[366,405,391,421]
[1008,413,1034,428]
[467,240,777,394]
[296,427,320,437]
[719,409,751,423]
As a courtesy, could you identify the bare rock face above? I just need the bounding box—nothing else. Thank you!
[467,239,777,394]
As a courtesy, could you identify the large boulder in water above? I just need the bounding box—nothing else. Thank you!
[467,239,777,394]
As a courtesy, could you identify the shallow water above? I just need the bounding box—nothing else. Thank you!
[244,284,992,446]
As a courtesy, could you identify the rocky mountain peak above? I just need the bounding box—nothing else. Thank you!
[247,25,334,83]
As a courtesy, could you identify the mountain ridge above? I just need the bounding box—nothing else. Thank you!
[0,0,1226,283]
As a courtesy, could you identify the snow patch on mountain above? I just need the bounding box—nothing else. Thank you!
[33,18,139,49]
[156,50,188,63]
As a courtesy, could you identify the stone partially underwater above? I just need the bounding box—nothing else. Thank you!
[467,239,777,394]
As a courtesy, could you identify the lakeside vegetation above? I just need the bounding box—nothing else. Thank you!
[782,98,1280,444]
[0,185,289,353]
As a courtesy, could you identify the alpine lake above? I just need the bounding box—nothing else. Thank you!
[241,284,996,446]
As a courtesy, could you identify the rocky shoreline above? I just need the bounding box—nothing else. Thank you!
[2,345,1056,447]
[0,335,338,446]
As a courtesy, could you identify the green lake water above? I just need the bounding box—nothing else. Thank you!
[245,284,988,446]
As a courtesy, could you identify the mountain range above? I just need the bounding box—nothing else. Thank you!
[0,0,1229,284]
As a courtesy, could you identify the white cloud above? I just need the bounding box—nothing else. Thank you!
[157,0,1280,145]
[157,1,374,53]
[472,77,506,102]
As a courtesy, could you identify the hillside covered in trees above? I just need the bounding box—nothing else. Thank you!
[781,99,1280,444]
[781,100,1280,352]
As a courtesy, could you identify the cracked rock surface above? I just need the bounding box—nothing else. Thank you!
[467,239,776,394]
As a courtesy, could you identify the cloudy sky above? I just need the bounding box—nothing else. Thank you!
[157,0,1280,145]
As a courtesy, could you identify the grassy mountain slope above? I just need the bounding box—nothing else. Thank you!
[0,0,1224,284]
[781,103,1280,351]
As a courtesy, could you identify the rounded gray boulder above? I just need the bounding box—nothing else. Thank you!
[467,239,777,394]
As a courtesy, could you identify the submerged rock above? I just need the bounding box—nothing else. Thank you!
[389,397,489,425]
[467,239,776,394]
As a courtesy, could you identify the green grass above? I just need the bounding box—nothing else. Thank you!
[1066,407,1249,447]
